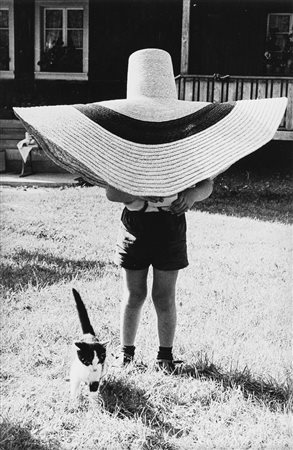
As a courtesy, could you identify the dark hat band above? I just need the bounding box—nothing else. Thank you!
[74,103,234,144]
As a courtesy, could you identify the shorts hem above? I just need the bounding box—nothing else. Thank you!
[152,262,189,271]
[116,262,189,271]
[119,264,150,270]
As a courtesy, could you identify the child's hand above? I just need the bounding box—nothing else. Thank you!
[170,180,214,215]
[169,191,195,216]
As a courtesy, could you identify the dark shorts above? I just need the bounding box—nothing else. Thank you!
[115,207,188,271]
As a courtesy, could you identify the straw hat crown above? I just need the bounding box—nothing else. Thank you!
[126,48,177,99]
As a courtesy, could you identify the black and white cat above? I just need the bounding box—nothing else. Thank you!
[70,288,107,399]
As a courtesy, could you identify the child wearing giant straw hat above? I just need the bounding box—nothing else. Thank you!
[14,48,287,371]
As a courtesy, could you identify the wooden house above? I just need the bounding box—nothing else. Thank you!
[0,0,292,174]
[177,0,293,142]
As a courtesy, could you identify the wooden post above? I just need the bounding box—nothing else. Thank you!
[181,0,191,74]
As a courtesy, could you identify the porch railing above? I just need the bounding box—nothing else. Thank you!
[175,75,293,139]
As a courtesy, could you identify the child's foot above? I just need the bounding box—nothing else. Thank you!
[123,353,134,365]
[112,352,134,368]
[155,359,184,374]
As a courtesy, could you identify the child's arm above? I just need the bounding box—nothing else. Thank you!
[170,179,214,216]
[106,185,163,204]
[106,185,137,204]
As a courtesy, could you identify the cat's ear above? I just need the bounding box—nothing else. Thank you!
[100,341,109,347]
[74,341,87,351]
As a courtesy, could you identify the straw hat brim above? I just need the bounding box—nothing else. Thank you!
[13,96,287,196]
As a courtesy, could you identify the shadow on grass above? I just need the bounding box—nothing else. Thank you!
[0,421,60,450]
[99,377,183,445]
[99,362,291,438]
[175,357,292,411]
[1,249,116,292]
[192,168,292,224]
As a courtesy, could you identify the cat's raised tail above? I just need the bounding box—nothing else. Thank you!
[72,288,95,336]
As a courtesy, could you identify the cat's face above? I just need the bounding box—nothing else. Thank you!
[75,341,106,366]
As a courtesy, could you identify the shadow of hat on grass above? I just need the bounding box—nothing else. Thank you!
[173,356,292,411]
[98,376,184,440]
[100,357,291,414]
[0,420,60,450]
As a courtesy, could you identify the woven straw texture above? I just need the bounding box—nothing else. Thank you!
[13,49,288,195]
[14,97,287,196]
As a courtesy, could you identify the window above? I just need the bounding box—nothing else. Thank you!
[265,13,293,75]
[35,0,89,80]
[0,0,15,79]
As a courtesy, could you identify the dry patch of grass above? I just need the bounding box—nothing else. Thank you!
[0,181,292,449]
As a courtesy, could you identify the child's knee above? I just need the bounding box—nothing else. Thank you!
[152,290,175,311]
[124,287,147,308]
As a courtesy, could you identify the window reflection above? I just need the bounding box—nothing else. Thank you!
[38,8,83,73]
[0,9,9,70]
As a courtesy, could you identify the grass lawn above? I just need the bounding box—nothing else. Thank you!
[0,169,292,449]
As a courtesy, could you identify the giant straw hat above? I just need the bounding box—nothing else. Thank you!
[14,48,287,196]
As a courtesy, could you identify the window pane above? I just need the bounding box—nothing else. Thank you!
[269,15,290,33]
[64,48,83,72]
[67,10,83,29]
[45,9,63,28]
[45,30,63,49]
[68,30,83,48]
[40,6,85,73]
[275,34,287,51]
[0,28,9,47]
[0,9,9,28]
[0,29,9,70]
[41,35,82,72]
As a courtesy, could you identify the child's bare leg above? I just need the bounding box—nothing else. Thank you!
[151,269,178,347]
[120,268,148,346]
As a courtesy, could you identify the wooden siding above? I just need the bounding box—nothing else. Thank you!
[176,75,293,140]
[187,0,293,77]
[0,120,67,172]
